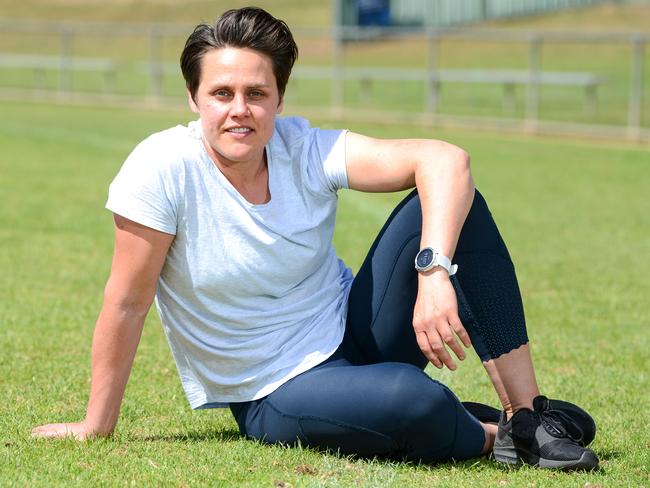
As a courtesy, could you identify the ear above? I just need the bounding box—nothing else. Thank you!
[277,97,284,114]
[187,88,199,114]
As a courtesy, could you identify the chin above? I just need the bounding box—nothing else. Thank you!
[221,149,258,163]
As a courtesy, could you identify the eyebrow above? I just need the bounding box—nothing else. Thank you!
[207,82,272,90]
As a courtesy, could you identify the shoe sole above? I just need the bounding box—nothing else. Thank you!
[493,446,599,471]
[492,446,519,465]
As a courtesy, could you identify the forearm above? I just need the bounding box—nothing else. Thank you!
[83,299,147,435]
[415,143,474,258]
[32,216,171,440]
[343,133,474,369]
[412,143,474,369]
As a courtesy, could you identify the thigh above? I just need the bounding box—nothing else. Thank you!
[231,359,485,462]
[341,190,425,366]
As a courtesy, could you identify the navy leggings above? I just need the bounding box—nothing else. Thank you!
[229,189,528,463]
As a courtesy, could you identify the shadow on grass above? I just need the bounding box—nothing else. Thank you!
[597,449,621,461]
[484,450,619,475]
[136,430,621,474]
[139,428,241,443]
[488,461,607,474]
[137,430,497,471]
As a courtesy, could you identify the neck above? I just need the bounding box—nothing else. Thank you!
[203,141,270,204]
[204,143,266,182]
[216,155,267,186]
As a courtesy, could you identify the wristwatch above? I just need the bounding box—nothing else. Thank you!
[414,247,458,276]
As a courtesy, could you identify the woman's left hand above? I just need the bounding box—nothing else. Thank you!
[412,269,471,370]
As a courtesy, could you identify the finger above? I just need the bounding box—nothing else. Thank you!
[428,333,457,371]
[438,321,466,362]
[31,424,61,439]
[415,331,443,368]
[449,315,472,349]
[32,423,75,439]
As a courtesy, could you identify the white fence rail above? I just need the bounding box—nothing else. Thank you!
[0,21,647,141]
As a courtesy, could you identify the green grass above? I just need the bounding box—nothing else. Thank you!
[0,0,331,26]
[1,99,649,486]
[0,2,649,130]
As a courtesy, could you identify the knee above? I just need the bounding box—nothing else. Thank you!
[379,366,465,461]
[382,365,458,433]
[404,378,457,431]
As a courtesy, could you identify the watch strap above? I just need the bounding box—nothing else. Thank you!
[434,252,458,276]
[415,247,458,276]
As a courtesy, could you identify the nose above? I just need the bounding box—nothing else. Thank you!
[231,93,249,117]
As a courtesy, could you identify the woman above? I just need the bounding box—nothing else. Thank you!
[32,7,597,470]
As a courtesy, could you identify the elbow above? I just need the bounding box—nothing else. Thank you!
[102,279,154,321]
[459,148,474,193]
[440,142,474,192]
[416,140,475,198]
[450,144,471,175]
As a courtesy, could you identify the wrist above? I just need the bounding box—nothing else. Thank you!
[82,415,116,437]
[414,247,458,276]
[418,266,450,278]
[418,267,452,288]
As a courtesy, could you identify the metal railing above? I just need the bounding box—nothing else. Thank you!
[328,26,648,140]
[0,20,647,141]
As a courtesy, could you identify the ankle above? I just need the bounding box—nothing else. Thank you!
[510,399,535,415]
[481,422,497,455]
[504,407,514,421]
[504,401,536,421]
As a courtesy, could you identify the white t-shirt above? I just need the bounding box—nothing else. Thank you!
[106,116,353,408]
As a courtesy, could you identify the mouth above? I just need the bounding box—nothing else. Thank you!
[225,126,254,134]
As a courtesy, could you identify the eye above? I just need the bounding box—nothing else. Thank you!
[248,89,265,99]
[213,89,231,99]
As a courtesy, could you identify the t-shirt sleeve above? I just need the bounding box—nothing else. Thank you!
[275,116,348,195]
[296,122,348,196]
[304,126,349,193]
[105,137,178,235]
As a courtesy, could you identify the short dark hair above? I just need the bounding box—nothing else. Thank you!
[180,7,298,101]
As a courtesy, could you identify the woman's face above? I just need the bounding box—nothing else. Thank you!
[189,47,282,169]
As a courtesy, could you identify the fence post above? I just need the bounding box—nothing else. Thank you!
[150,24,163,103]
[479,0,488,21]
[59,24,74,95]
[331,23,345,117]
[627,34,645,141]
[426,28,439,118]
[525,34,542,133]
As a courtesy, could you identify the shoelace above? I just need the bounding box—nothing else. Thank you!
[540,408,584,443]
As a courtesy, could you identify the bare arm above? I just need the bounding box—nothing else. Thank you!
[345,132,475,370]
[32,215,174,439]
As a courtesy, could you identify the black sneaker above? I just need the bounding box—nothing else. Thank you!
[492,396,599,470]
[536,397,596,447]
[462,396,596,447]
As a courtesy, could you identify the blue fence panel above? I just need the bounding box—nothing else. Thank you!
[386,0,617,27]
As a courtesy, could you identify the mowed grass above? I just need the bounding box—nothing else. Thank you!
[0,2,649,129]
[0,0,331,27]
[1,99,649,487]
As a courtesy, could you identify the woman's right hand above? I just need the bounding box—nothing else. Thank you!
[31,216,173,443]
[31,421,103,440]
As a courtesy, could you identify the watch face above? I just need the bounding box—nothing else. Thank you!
[416,248,434,268]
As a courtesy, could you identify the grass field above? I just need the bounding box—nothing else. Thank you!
[0,2,649,131]
[1,98,649,486]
